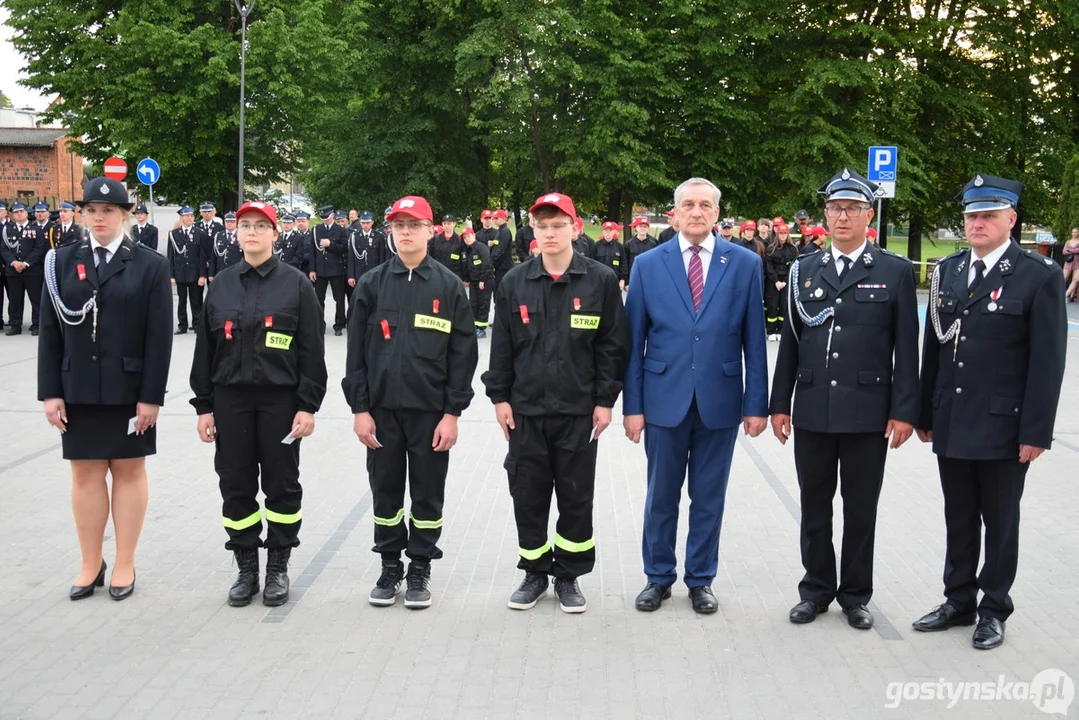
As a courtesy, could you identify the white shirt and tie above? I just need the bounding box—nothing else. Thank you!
[967,241,1009,287]
[831,240,868,278]
[91,235,123,267]
[678,232,715,284]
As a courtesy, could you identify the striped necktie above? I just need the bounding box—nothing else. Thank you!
[688,245,704,311]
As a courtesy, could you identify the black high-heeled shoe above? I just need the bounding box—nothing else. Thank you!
[70,560,107,601]
[109,569,136,601]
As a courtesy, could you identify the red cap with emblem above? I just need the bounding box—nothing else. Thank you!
[866,227,878,238]
[602,221,619,230]
[775,223,790,233]
[236,201,278,228]
[461,226,474,236]
[481,209,492,219]
[665,209,675,217]
[529,193,578,221]
[630,217,650,228]
[387,196,433,222]
[493,209,508,220]
[433,224,443,234]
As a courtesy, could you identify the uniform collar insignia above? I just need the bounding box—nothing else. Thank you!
[1000,258,1011,272]
[863,252,873,266]
[956,260,966,273]
[821,253,831,265]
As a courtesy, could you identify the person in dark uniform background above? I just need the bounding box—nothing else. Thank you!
[592,221,627,290]
[275,213,304,270]
[624,217,657,289]
[428,217,466,283]
[482,192,629,614]
[1,201,47,336]
[491,209,515,293]
[38,177,174,601]
[770,168,920,631]
[47,202,83,249]
[0,201,11,330]
[293,211,312,274]
[131,203,159,251]
[309,205,349,336]
[799,224,829,255]
[657,209,678,243]
[167,206,208,335]
[343,195,479,610]
[347,210,387,293]
[461,226,493,337]
[912,174,1067,650]
[514,220,535,264]
[209,211,243,280]
[191,200,328,608]
[571,217,594,258]
[764,222,799,341]
[476,209,494,247]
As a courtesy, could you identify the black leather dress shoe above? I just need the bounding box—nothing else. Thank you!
[70,560,107,601]
[843,604,874,629]
[972,617,1005,649]
[29,327,38,336]
[634,582,672,612]
[109,570,136,601]
[912,604,977,632]
[5,327,21,336]
[174,328,187,335]
[334,328,343,336]
[789,600,828,624]
[689,586,718,614]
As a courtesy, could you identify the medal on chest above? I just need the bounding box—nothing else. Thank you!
[987,286,1003,312]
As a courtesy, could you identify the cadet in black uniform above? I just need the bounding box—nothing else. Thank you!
[191,201,327,608]
[571,217,594,258]
[461,226,493,337]
[0,202,10,330]
[769,168,920,630]
[476,209,495,246]
[131,203,159,251]
[347,210,387,291]
[912,174,1067,650]
[2,202,47,335]
[309,206,349,335]
[196,202,224,277]
[343,195,479,610]
[514,222,535,264]
[274,213,303,269]
[657,209,678,243]
[167,206,208,335]
[624,217,657,289]
[428,220,466,282]
[482,192,629,613]
[799,225,829,255]
[490,209,515,293]
[209,211,243,279]
[38,177,174,601]
[764,222,799,341]
[592,221,627,289]
[293,211,312,273]
[47,202,84,249]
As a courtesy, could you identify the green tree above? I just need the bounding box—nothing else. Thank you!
[5,0,345,208]
[1055,153,1079,242]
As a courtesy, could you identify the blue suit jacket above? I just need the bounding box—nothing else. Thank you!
[623,235,768,429]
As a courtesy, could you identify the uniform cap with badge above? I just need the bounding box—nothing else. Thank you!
[318,205,335,219]
[819,167,878,204]
[77,177,135,210]
[134,203,148,214]
[224,211,237,221]
[956,173,1022,213]
[59,201,76,211]
[529,192,578,220]
[199,202,216,212]
[11,202,27,212]
[33,202,50,212]
[178,206,194,216]
[492,209,508,220]
[359,211,374,222]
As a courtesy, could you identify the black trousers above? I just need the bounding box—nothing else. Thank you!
[344,280,354,323]
[176,282,204,331]
[938,456,1027,622]
[470,281,492,328]
[0,273,6,327]
[367,407,449,562]
[7,267,42,329]
[315,275,347,331]
[494,268,511,298]
[793,429,888,608]
[765,280,788,334]
[213,385,303,550]
[506,415,598,579]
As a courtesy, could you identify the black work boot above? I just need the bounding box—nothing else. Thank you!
[404,560,432,609]
[263,548,291,607]
[228,549,260,607]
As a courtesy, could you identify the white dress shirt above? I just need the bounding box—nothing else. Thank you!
[830,240,868,273]
[91,235,123,267]
[678,232,716,286]
[967,242,1010,286]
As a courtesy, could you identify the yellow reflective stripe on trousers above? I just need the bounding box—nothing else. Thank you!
[554,533,595,553]
[223,509,262,531]
[519,541,552,561]
[409,513,443,530]
[265,508,302,524]
[373,508,405,527]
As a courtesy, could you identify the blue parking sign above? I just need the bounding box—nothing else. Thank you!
[867,146,897,182]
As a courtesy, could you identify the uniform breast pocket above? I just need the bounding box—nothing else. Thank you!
[569,308,602,338]
[368,310,398,351]
[210,311,241,375]
[511,305,540,345]
[799,285,829,305]
[936,291,959,315]
[851,288,891,323]
[261,312,299,354]
[411,311,452,360]
[983,298,1024,334]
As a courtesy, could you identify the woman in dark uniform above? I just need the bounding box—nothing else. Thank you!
[38,177,174,601]
[190,201,327,608]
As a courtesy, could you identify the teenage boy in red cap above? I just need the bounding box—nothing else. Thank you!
[482,192,629,614]
[571,217,594,257]
[658,209,678,243]
[476,209,495,247]
[624,217,658,288]
[593,221,627,290]
[461,226,494,337]
[343,195,479,610]
[490,209,515,295]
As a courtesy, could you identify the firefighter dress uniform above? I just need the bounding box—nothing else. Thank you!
[2,202,48,335]
[190,201,328,608]
[209,212,244,278]
[343,195,479,610]
[912,174,1067,649]
[481,192,629,614]
[167,207,208,334]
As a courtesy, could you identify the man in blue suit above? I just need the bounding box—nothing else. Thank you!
[623,178,769,614]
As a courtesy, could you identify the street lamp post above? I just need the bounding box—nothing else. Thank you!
[235,0,253,206]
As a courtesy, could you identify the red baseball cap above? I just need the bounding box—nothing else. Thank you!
[493,209,508,220]
[481,209,493,219]
[740,220,757,232]
[772,216,784,224]
[630,217,650,227]
[602,221,618,230]
[461,226,474,236]
[529,192,578,221]
[387,195,433,222]
[665,209,675,217]
[775,223,790,233]
[812,225,830,237]
[866,227,878,238]
[433,224,443,234]
[235,201,278,227]
[529,239,538,249]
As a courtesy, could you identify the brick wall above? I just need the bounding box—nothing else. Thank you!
[0,138,84,207]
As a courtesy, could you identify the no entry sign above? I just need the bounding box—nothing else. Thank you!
[103,156,128,181]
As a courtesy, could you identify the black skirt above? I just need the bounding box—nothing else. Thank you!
[61,404,157,460]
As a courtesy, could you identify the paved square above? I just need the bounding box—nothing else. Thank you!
[1,296,1077,719]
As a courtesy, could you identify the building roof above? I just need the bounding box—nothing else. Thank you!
[0,128,68,148]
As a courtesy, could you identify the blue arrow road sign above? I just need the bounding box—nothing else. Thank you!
[867,146,897,182]
[136,157,160,186]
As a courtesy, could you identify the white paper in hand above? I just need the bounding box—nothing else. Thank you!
[373,436,384,449]
[127,417,138,435]
[589,424,599,443]
[281,425,301,444]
